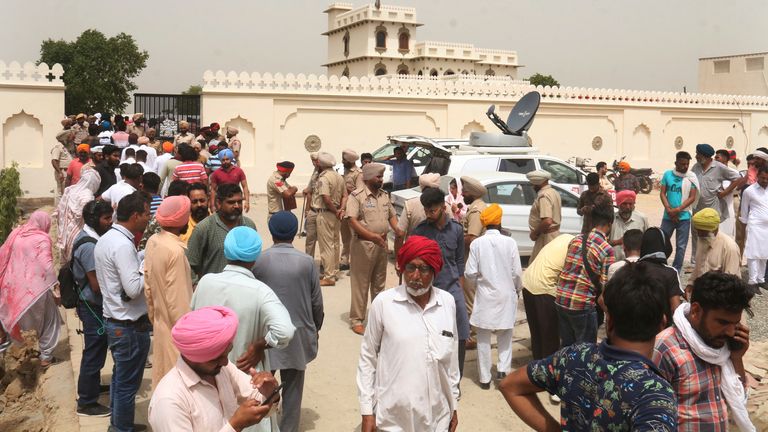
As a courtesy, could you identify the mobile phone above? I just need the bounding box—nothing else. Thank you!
[727,337,744,351]
[261,383,284,405]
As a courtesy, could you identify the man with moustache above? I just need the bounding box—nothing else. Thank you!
[303,152,321,258]
[187,183,256,279]
[315,152,346,286]
[127,113,146,137]
[264,160,297,220]
[95,145,121,197]
[173,121,196,147]
[211,149,252,213]
[608,190,648,261]
[688,209,741,295]
[357,235,459,432]
[740,165,768,295]
[226,126,242,159]
[181,183,211,244]
[346,163,400,335]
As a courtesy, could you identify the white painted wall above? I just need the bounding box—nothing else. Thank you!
[0,61,65,198]
[201,71,768,193]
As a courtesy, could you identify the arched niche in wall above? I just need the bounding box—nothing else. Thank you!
[225,116,255,167]
[374,63,387,76]
[629,124,651,160]
[3,110,43,168]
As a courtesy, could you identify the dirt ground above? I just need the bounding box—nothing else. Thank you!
[6,191,767,431]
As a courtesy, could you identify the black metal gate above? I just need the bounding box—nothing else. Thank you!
[133,94,201,140]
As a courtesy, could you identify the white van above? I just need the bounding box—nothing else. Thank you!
[345,135,588,195]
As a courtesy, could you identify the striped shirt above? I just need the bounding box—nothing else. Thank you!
[150,195,163,216]
[555,229,614,311]
[172,162,208,184]
[653,325,728,431]
[205,154,222,172]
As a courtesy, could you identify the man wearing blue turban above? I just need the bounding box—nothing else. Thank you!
[191,226,296,432]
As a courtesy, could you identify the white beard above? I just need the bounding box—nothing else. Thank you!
[406,285,431,297]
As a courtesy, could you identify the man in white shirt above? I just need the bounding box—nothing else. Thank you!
[102,163,144,215]
[94,191,151,432]
[607,229,643,281]
[740,166,768,295]
[149,306,279,432]
[137,136,158,169]
[357,235,459,432]
[464,204,523,388]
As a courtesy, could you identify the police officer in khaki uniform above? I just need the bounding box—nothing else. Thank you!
[459,175,488,348]
[340,149,364,271]
[303,152,321,257]
[226,126,242,159]
[173,121,196,147]
[394,173,441,256]
[316,153,347,285]
[266,161,298,221]
[527,170,562,261]
[127,113,146,137]
[346,163,402,335]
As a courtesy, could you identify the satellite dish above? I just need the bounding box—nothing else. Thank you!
[505,91,541,134]
[304,135,322,152]
[485,105,514,135]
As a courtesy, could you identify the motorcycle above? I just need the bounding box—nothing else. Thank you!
[608,156,653,194]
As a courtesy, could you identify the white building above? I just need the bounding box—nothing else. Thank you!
[323,2,521,78]
[698,51,768,96]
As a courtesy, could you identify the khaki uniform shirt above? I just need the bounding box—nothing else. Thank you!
[51,142,72,169]
[266,171,290,213]
[318,169,345,209]
[463,199,488,237]
[692,232,741,281]
[397,198,427,235]
[173,132,195,147]
[343,166,364,193]
[127,123,146,137]
[528,185,562,232]
[72,123,89,144]
[346,186,395,237]
[309,170,323,210]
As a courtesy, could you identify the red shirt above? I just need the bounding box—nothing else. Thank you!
[210,165,246,186]
[172,162,208,184]
[67,158,88,185]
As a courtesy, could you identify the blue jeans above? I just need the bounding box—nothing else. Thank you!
[556,305,597,348]
[106,319,150,432]
[76,302,108,407]
[660,218,690,273]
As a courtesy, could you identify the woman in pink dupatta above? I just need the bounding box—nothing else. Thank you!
[0,211,62,366]
[55,168,101,264]
[445,177,467,221]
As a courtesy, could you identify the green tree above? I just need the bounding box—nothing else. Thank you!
[182,85,202,95]
[38,29,149,115]
[528,73,560,87]
[0,163,22,244]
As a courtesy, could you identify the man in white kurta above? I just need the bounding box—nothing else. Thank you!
[464,204,523,387]
[357,235,459,432]
[740,168,768,292]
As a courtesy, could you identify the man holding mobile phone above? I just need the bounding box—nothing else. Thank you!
[149,306,280,432]
[653,272,755,431]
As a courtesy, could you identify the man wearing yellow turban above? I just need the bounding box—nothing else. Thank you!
[464,203,523,389]
[688,208,741,295]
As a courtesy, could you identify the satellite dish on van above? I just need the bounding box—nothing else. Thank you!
[485,91,541,136]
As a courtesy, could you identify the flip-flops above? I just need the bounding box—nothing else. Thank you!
[0,338,11,353]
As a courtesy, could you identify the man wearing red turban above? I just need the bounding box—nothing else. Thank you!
[609,190,648,260]
[358,235,459,432]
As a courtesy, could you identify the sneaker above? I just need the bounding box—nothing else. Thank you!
[479,381,491,390]
[77,403,111,417]
[747,284,762,296]
[496,371,507,381]
[550,394,561,404]
[339,264,350,271]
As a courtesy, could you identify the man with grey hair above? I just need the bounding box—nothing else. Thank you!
[527,170,561,261]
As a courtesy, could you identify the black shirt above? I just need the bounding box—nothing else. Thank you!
[95,161,117,197]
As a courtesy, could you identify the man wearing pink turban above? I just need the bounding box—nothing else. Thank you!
[609,190,648,260]
[149,306,280,432]
[358,235,459,432]
[144,196,194,389]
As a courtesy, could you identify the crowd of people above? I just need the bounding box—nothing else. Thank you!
[0,110,764,431]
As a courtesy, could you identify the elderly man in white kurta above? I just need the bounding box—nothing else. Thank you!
[740,166,768,293]
[357,235,459,432]
[464,204,523,388]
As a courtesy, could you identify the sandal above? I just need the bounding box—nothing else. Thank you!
[40,356,62,369]
[0,338,10,353]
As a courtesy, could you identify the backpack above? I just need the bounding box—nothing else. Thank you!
[57,236,97,309]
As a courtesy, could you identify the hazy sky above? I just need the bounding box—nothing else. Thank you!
[1,0,764,95]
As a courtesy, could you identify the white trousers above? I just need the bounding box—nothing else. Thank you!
[476,328,514,384]
[747,259,767,284]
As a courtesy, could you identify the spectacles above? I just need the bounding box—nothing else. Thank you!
[404,263,432,275]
